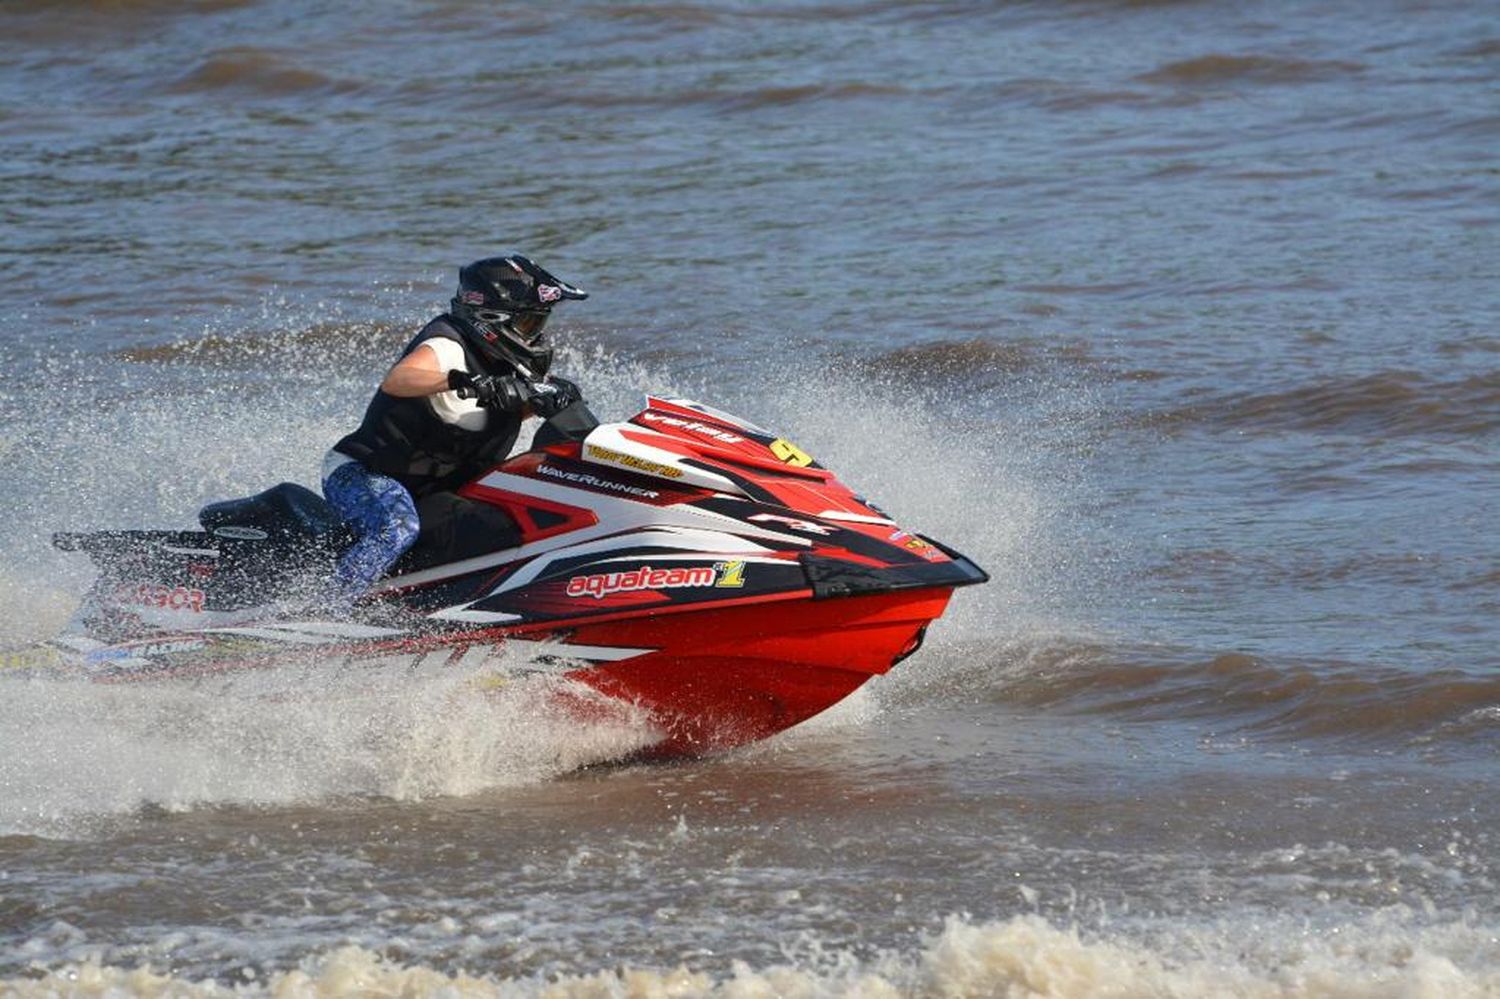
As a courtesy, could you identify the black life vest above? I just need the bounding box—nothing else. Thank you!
[334,316,522,497]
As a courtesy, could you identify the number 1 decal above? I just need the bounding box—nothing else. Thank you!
[714,560,747,588]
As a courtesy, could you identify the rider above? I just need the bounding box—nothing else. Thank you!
[322,253,588,599]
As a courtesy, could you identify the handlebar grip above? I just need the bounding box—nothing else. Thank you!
[447,369,478,399]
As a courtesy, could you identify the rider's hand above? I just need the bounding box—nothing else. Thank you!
[447,369,477,396]
[448,370,528,411]
[528,377,581,418]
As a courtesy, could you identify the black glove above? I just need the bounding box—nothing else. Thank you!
[447,369,531,412]
[528,376,582,419]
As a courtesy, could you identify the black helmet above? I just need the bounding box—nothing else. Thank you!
[449,254,588,377]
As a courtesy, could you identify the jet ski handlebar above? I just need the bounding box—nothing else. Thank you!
[446,371,580,418]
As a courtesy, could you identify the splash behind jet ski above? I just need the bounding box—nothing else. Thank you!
[35,397,987,756]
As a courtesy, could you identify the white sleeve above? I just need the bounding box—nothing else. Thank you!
[420,338,469,374]
[419,338,490,431]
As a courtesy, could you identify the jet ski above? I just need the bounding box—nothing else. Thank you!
[30,396,987,756]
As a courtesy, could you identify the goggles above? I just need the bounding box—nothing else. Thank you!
[472,308,550,344]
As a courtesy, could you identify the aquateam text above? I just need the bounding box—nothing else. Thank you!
[566,561,746,599]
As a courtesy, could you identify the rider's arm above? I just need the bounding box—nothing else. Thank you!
[379,343,451,397]
[380,341,571,417]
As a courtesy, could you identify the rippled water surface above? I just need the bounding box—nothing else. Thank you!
[1,0,1496,994]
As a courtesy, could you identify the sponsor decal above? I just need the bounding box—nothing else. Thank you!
[769,438,814,467]
[461,290,486,305]
[116,582,206,614]
[890,528,943,561]
[640,412,745,444]
[536,463,660,499]
[750,513,834,536]
[213,525,269,541]
[85,639,208,663]
[566,562,744,600]
[472,672,509,690]
[537,284,562,304]
[0,646,60,671]
[903,536,946,561]
[585,444,683,479]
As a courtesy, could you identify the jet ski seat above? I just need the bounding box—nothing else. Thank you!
[199,482,347,542]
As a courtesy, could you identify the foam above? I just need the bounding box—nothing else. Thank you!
[4,912,1496,998]
[0,654,659,838]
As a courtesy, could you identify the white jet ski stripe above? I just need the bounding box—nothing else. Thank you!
[583,552,785,568]
[429,608,523,624]
[52,635,108,653]
[817,510,897,525]
[654,397,771,435]
[92,657,155,669]
[206,627,339,644]
[263,621,407,639]
[504,638,654,662]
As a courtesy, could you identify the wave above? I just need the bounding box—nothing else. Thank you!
[1152,547,1497,592]
[972,76,1196,112]
[5,911,1496,997]
[1453,567,1500,591]
[857,337,1109,390]
[861,337,1077,381]
[1137,53,1366,87]
[865,343,1500,440]
[14,0,251,10]
[921,638,1500,747]
[716,81,907,112]
[471,79,908,113]
[170,47,359,98]
[1452,39,1500,59]
[1153,370,1500,438]
[0,0,256,46]
[592,3,728,27]
[606,0,996,28]
[114,319,409,368]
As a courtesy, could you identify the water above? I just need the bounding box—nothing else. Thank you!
[1,0,1497,994]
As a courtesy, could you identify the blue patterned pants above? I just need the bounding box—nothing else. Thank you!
[322,462,421,597]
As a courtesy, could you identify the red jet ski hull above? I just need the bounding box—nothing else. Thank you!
[549,587,952,756]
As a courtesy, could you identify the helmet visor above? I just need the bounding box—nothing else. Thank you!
[473,308,550,345]
[508,310,549,342]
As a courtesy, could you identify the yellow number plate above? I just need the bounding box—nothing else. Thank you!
[769,438,813,467]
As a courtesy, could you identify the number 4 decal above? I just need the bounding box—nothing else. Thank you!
[769,438,813,467]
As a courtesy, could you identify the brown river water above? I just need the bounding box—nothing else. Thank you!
[0,0,1496,994]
